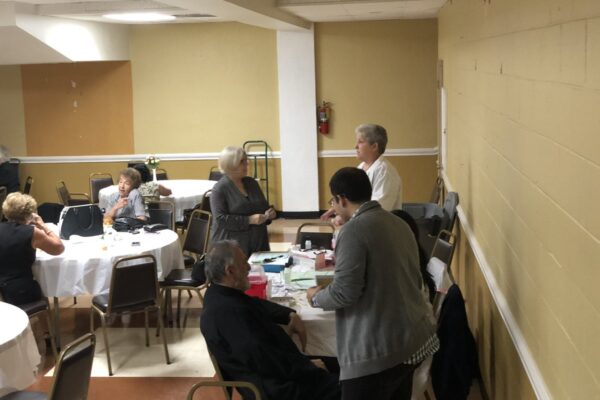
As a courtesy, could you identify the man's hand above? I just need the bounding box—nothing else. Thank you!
[320,207,335,221]
[288,312,307,352]
[310,358,328,370]
[306,285,323,308]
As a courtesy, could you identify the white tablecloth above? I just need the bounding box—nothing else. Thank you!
[98,179,216,222]
[0,302,41,397]
[32,229,184,297]
[265,265,337,357]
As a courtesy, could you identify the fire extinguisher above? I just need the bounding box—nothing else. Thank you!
[318,101,331,134]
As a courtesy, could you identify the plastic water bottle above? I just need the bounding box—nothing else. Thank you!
[305,240,312,250]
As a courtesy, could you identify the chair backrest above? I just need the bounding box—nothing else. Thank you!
[295,222,335,250]
[430,230,456,267]
[183,210,211,256]
[441,192,459,232]
[200,190,212,214]
[208,166,223,181]
[89,173,113,203]
[187,381,262,400]
[208,351,232,400]
[108,255,159,314]
[49,333,96,400]
[23,176,33,195]
[429,176,444,204]
[148,201,175,230]
[56,181,70,206]
[156,168,168,181]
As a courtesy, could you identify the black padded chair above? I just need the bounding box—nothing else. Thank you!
[90,255,170,376]
[89,173,113,204]
[0,290,59,362]
[0,333,95,400]
[208,166,223,181]
[155,168,168,181]
[147,201,175,231]
[161,210,211,327]
[23,176,33,195]
[186,352,262,400]
[295,222,335,250]
[56,181,90,206]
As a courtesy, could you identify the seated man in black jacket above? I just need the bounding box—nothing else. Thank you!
[200,240,340,400]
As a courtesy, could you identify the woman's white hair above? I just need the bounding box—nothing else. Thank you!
[0,145,11,164]
[218,146,246,175]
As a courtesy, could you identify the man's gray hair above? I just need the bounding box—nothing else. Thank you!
[355,124,388,155]
[205,240,238,283]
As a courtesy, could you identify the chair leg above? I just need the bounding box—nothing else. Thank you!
[99,313,114,376]
[156,305,171,365]
[90,308,95,332]
[144,308,150,347]
[176,290,182,327]
[44,311,59,361]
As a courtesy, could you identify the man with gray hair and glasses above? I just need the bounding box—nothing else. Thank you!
[200,240,341,400]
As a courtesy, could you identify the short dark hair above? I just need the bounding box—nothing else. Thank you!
[133,163,151,183]
[329,167,372,204]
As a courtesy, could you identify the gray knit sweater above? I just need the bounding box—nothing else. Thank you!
[314,201,436,380]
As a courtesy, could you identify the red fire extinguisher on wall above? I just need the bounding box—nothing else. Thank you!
[318,101,331,134]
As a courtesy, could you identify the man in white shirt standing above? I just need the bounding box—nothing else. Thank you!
[322,123,402,223]
[354,123,402,210]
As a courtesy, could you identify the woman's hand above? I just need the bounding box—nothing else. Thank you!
[249,213,267,225]
[115,197,128,209]
[264,207,276,220]
[29,213,45,229]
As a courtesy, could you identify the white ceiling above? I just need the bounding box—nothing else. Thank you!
[5,0,446,26]
[0,0,446,64]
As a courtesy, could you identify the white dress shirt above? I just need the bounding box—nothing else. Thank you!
[358,155,403,211]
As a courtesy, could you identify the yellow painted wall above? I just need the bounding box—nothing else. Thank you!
[439,0,600,397]
[130,23,280,153]
[318,155,437,209]
[315,20,438,150]
[0,66,27,155]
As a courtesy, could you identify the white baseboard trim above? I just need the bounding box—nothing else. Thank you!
[16,148,437,164]
[442,171,551,400]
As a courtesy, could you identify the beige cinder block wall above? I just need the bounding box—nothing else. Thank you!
[439,0,600,398]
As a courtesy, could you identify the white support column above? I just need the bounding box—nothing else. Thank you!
[277,28,319,213]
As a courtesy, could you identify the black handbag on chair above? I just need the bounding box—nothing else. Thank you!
[59,204,104,239]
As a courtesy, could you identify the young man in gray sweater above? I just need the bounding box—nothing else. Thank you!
[307,167,438,400]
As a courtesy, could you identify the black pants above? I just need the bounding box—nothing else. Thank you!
[341,362,418,400]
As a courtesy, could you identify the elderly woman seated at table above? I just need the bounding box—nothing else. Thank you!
[133,163,172,204]
[0,193,64,305]
[210,146,276,258]
[103,168,147,221]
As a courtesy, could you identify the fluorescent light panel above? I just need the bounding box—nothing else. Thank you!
[103,12,175,22]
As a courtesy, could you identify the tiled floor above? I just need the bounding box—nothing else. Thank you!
[23,218,484,400]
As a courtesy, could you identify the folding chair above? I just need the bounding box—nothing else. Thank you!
[23,176,33,195]
[148,200,175,231]
[295,222,335,250]
[56,181,90,206]
[155,168,168,181]
[90,255,170,376]
[89,173,113,204]
[0,333,95,400]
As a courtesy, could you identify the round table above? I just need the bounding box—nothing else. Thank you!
[0,302,41,397]
[33,229,184,297]
[98,179,216,222]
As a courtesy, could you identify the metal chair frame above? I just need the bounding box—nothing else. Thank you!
[23,176,33,195]
[295,222,335,250]
[56,181,90,206]
[90,255,170,376]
